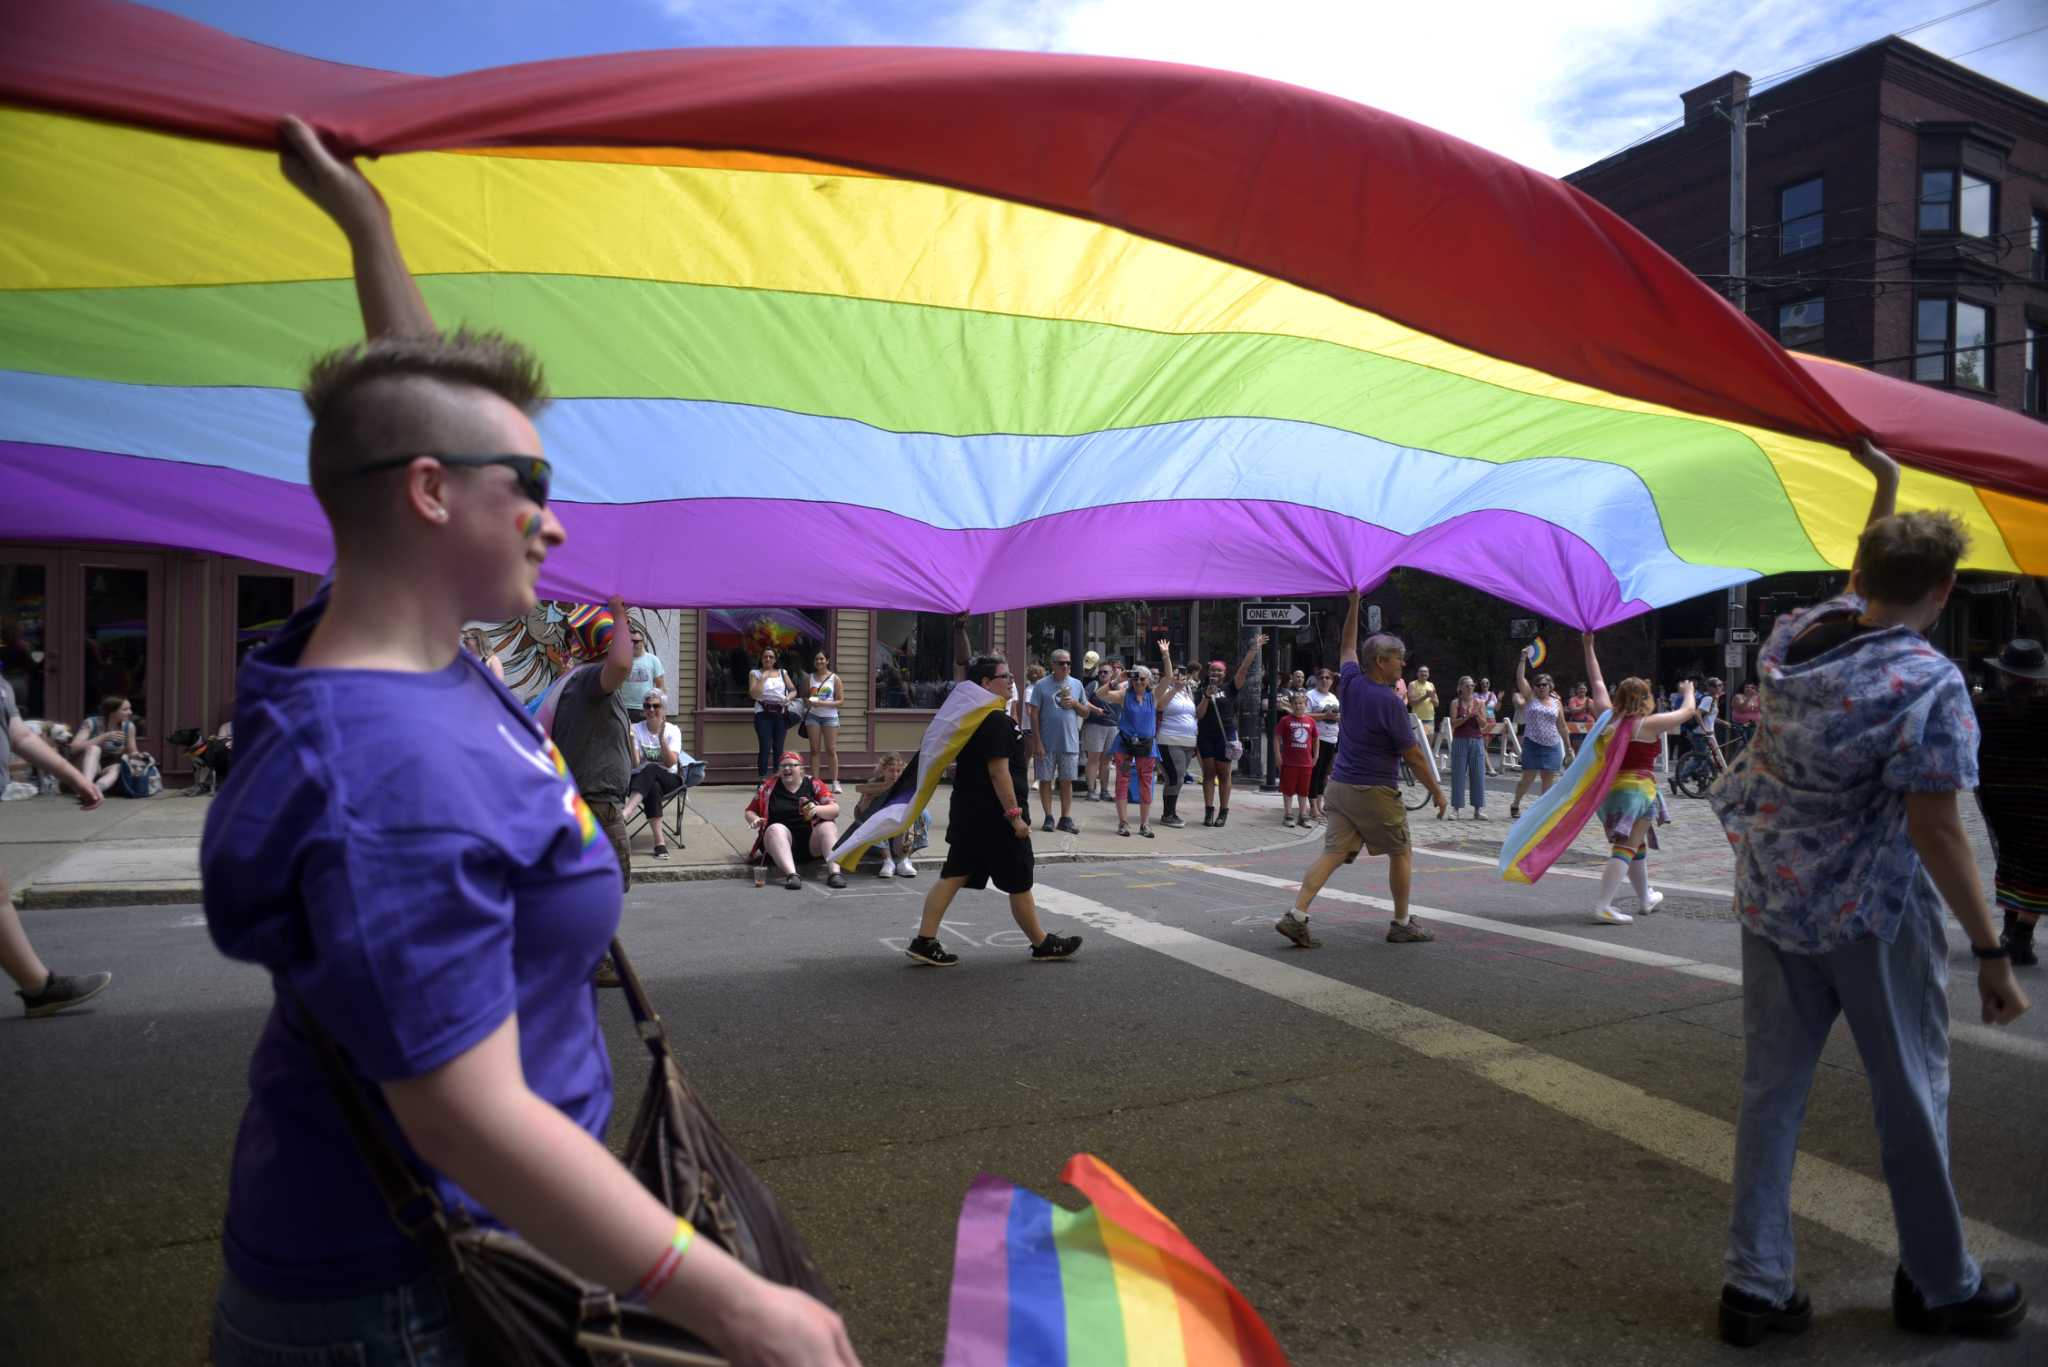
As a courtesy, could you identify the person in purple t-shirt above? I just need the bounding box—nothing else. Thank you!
[1275,591,1446,949]
[197,116,854,1367]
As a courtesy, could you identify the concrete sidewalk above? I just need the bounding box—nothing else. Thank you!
[4,777,1339,908]
[1,767,1992,910]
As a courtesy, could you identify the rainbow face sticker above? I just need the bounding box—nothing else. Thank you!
[517,511,544,538]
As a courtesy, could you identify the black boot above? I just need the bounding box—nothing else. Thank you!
[1203,806,1216,827]
[1717,1285,1811,1347]
[1216,807,1230,827]
[2003,913,2038,967]
[1893,1265,2026,1337]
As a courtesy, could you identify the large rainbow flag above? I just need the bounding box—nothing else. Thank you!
[3,1,2045,625]
[945,1154,1288,1365]
[1497,711,1634,885]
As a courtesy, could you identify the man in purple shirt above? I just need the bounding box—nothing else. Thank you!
[1277,590,1446,949]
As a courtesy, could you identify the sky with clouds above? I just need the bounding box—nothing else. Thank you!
[144,0,2046,175]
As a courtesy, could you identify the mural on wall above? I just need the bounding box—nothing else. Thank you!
[481,604,679,706]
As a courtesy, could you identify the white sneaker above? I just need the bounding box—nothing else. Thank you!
[876,860,894,879]
[1639,889,1665,914]
[896,857,918,878]
[832,780,843,794]
[1592,904,1634,925]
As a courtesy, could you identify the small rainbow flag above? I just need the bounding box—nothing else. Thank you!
[1522,636,1547,669]
[563,603,617,658]
[943,1154,1288,1366]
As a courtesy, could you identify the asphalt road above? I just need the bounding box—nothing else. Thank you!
[3,836,2044,1366]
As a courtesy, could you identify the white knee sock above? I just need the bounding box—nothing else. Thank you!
[1596,854,1627,910]
[1627,852,1652,903]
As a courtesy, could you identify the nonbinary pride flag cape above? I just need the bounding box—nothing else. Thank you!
[829,680,1003,871]
[1497,710,1639,884]
[944,1154,1288,1366]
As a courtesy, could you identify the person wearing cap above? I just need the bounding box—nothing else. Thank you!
[1975,637,2048,966]
[1079,650,1118,802]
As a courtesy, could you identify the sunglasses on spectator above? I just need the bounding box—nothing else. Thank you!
[355,452,553,506]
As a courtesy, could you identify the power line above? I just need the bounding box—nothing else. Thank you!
[1944,20,2048,62]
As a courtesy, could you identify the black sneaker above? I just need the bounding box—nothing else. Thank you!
[1893,1265,2026,1337]
[1718,1285,1812,1347]
[1160,814,1185,828]
[826,869,847,889]
[1274,912,1321,949]
[17,970,113,1019]
[1030,933,1083,961]
[1041,814,1055,832]
[1056,818,1081,835]
[905,936,959,967]
[784,873,802,890]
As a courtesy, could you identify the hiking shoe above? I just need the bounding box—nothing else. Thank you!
[1385,918,1434,944]
[1893,1266,2026,1337]
[1281,815,1295,827]
[590,958,622,990]
[826,869,847,889]
[1274,912,1321,949]
[1057,818,1081,835]
[1592,905,1634,925]
[1718,1285,1812,1347]
[1139,826,1154,838]
[1041,814,1056,832]
[784,873,802,890]
[18,970,112,1018]
[906,936,959,967]
[1031,933,1083,961]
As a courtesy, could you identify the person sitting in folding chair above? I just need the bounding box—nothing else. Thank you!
[621,691,687,860]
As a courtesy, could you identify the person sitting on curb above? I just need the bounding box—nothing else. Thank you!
[851,753,921,879]
[1276,591,1446,950]
[744,752,845,890]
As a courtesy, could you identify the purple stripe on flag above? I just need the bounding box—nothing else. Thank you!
[942,1174,1016,1367]
[0,444,1747,625]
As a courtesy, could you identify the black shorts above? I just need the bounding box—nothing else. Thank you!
[940,828,1035,894]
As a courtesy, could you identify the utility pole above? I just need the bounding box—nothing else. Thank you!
[1714,76,1766,691]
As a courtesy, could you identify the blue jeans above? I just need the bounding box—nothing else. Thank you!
[1726,905,1980,1307]
[211,1268,469,1366]
[1449,736,1486,811]
[754,709,790,776]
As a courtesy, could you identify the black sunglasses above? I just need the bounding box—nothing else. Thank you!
[355,452,553,507]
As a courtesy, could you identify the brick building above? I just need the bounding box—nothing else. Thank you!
[1566,37,2047,683]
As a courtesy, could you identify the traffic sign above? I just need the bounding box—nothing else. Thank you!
[1509,618,1540,640]
[1367,604,1383,633]
[1728,628,1760,644]
[1725,643,1745,667]
[1241,601,1309,628]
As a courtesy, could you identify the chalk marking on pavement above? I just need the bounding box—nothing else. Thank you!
[1407,844,1733,898]
[1031,883,2047,1266]
[1168,861,2048,1066]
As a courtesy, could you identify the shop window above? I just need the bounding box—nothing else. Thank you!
[872,611,990,709]
[235,576,296,667]
[1914,298,1991,390]
[1776,296,1825,352]
[1919,169,1994,236]
[703,607,829,709]
[1778,178,1823,254]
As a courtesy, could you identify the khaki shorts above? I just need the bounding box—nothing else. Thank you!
[1322,781,1409,861]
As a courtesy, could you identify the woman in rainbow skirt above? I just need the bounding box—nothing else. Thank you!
[1580,633,1697,925]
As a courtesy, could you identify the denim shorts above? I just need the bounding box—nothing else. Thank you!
[806,712,840,728]
[211,1269,468,1367]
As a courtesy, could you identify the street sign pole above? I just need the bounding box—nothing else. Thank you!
[1261,627,1281,791]
[1239,602,1307,791]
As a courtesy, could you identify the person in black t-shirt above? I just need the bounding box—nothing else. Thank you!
[905,655,1082,967]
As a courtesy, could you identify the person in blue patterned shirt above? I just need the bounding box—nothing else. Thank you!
[1708,440,2029,1347]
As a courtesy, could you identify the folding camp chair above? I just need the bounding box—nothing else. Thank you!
[626,758,705,852]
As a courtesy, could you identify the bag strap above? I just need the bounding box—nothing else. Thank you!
[605,938,673,1066]
[281,984,458,1246]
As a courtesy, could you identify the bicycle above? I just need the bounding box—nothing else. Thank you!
[1399,758,1435,810]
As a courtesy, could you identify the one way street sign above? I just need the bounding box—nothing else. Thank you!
[1241,601,1310,628]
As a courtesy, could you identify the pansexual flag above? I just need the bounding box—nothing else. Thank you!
[944,1155,1288,1366]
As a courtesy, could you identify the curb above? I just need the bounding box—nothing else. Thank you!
[15,827,1327,909]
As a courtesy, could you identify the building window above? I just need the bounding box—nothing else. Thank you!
[702,607,830,709]
[1913,298,1991,390]
[1777,296,1825,352]
[1779,178,1823,254]
[2027,322,2045,416]
[1919,169,1993,236]
[872,611,990,709]
[2034,212,2046,281]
